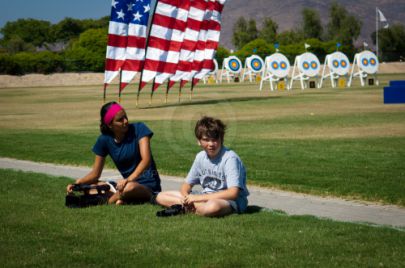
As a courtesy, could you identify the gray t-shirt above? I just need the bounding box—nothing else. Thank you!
[186,147,249,198]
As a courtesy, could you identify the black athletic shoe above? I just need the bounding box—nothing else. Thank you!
[149,193,158,205]
[156,204,185,217]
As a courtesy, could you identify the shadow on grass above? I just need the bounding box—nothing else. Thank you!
[244,205,264,214]
[139,95,282,109]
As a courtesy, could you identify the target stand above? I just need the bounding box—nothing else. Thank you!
[202,59,219,84]
[242,55,264,83]
[220,56,242,83]
[289,52,321,90]
[320,52,350,88]
[260,53,291,91]
[348,50,379,87]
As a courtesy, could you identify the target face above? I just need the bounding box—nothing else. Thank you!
[209,59,218,74]
[327,52,350,76]
[297,52,320,77]
[265,53,290,78]
[247,55,264,73]
[225,56,242,73]
[358,51,378,74]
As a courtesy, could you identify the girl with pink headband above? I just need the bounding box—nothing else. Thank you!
[67,101,161,205]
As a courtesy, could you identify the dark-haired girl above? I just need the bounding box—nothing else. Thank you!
[66,102,161,205]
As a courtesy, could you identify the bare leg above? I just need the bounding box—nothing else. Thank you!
[193,199,234,217]
[156,191,183,207]
[157,192,234,217]
[108,182,152,205]
[108,192,121,205]
[120,181,152,203]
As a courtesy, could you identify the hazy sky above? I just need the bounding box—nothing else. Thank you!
[0,0,115,28]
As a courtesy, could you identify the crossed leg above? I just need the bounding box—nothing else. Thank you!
[108,181,152,205]
[156,191,234,217]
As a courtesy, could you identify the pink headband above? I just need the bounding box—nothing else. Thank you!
[103,103,123,125]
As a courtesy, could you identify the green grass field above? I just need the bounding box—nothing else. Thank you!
[1,75,405,266]
[1,169,404,267]
[0,74,404,205]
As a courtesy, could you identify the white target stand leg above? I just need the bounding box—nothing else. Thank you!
[348,51,379,87]
[259,71,265,91]
[260,72,277,92]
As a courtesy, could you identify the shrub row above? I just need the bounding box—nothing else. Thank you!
[0,38,390,76]
[0,50,105,75]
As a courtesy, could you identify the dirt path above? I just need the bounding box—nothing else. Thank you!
[1,157,404,228]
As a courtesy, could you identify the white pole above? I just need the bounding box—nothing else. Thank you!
[376,7,379,59]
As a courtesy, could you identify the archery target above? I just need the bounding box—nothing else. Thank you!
[247,55,264,73]
[225,56,242,74]
[327,52,350,76]
[297,52,320,77]
[266,53,290,78]
[358,50,379,74]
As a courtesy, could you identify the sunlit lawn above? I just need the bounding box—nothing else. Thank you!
[0,74,404,205]
[0,169,404,267]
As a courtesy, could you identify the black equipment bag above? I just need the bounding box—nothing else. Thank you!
[65,184,111,208]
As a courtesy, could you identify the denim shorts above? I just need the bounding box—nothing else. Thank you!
[229,195,248,214]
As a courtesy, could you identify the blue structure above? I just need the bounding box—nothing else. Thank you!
[384,80,405,104]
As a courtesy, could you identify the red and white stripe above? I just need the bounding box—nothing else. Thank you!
[104,21,129,85]
[140,0,190,91]
[192,0,226,85]
[168,0,208,90]
[119,22,148,90]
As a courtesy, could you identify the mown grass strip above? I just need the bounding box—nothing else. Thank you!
[0,169,404,267]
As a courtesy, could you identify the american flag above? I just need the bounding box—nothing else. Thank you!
[139,0,191,91]
[168,0,208,90]
[104,0,151,91]
[192,0,226,86]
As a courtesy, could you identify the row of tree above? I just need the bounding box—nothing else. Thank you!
[0,17,108,74]
[0,3,404,75]
[232,3,362,50]
[0,27,107,75]
[231,2,404,62]
[0,17,109,53]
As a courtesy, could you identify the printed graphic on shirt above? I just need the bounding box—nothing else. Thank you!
[202,176,224,191]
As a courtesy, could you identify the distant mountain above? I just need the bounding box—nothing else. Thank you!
[220,0,405,49]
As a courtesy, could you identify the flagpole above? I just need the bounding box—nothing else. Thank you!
[190,77,195,101]
[150,78,155,106]
[136,0,159,108]
[376,7,379,59]
[118,69,123,103]
[103,83,107,103]
[165,80,169,104]
[178,80,183,103]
